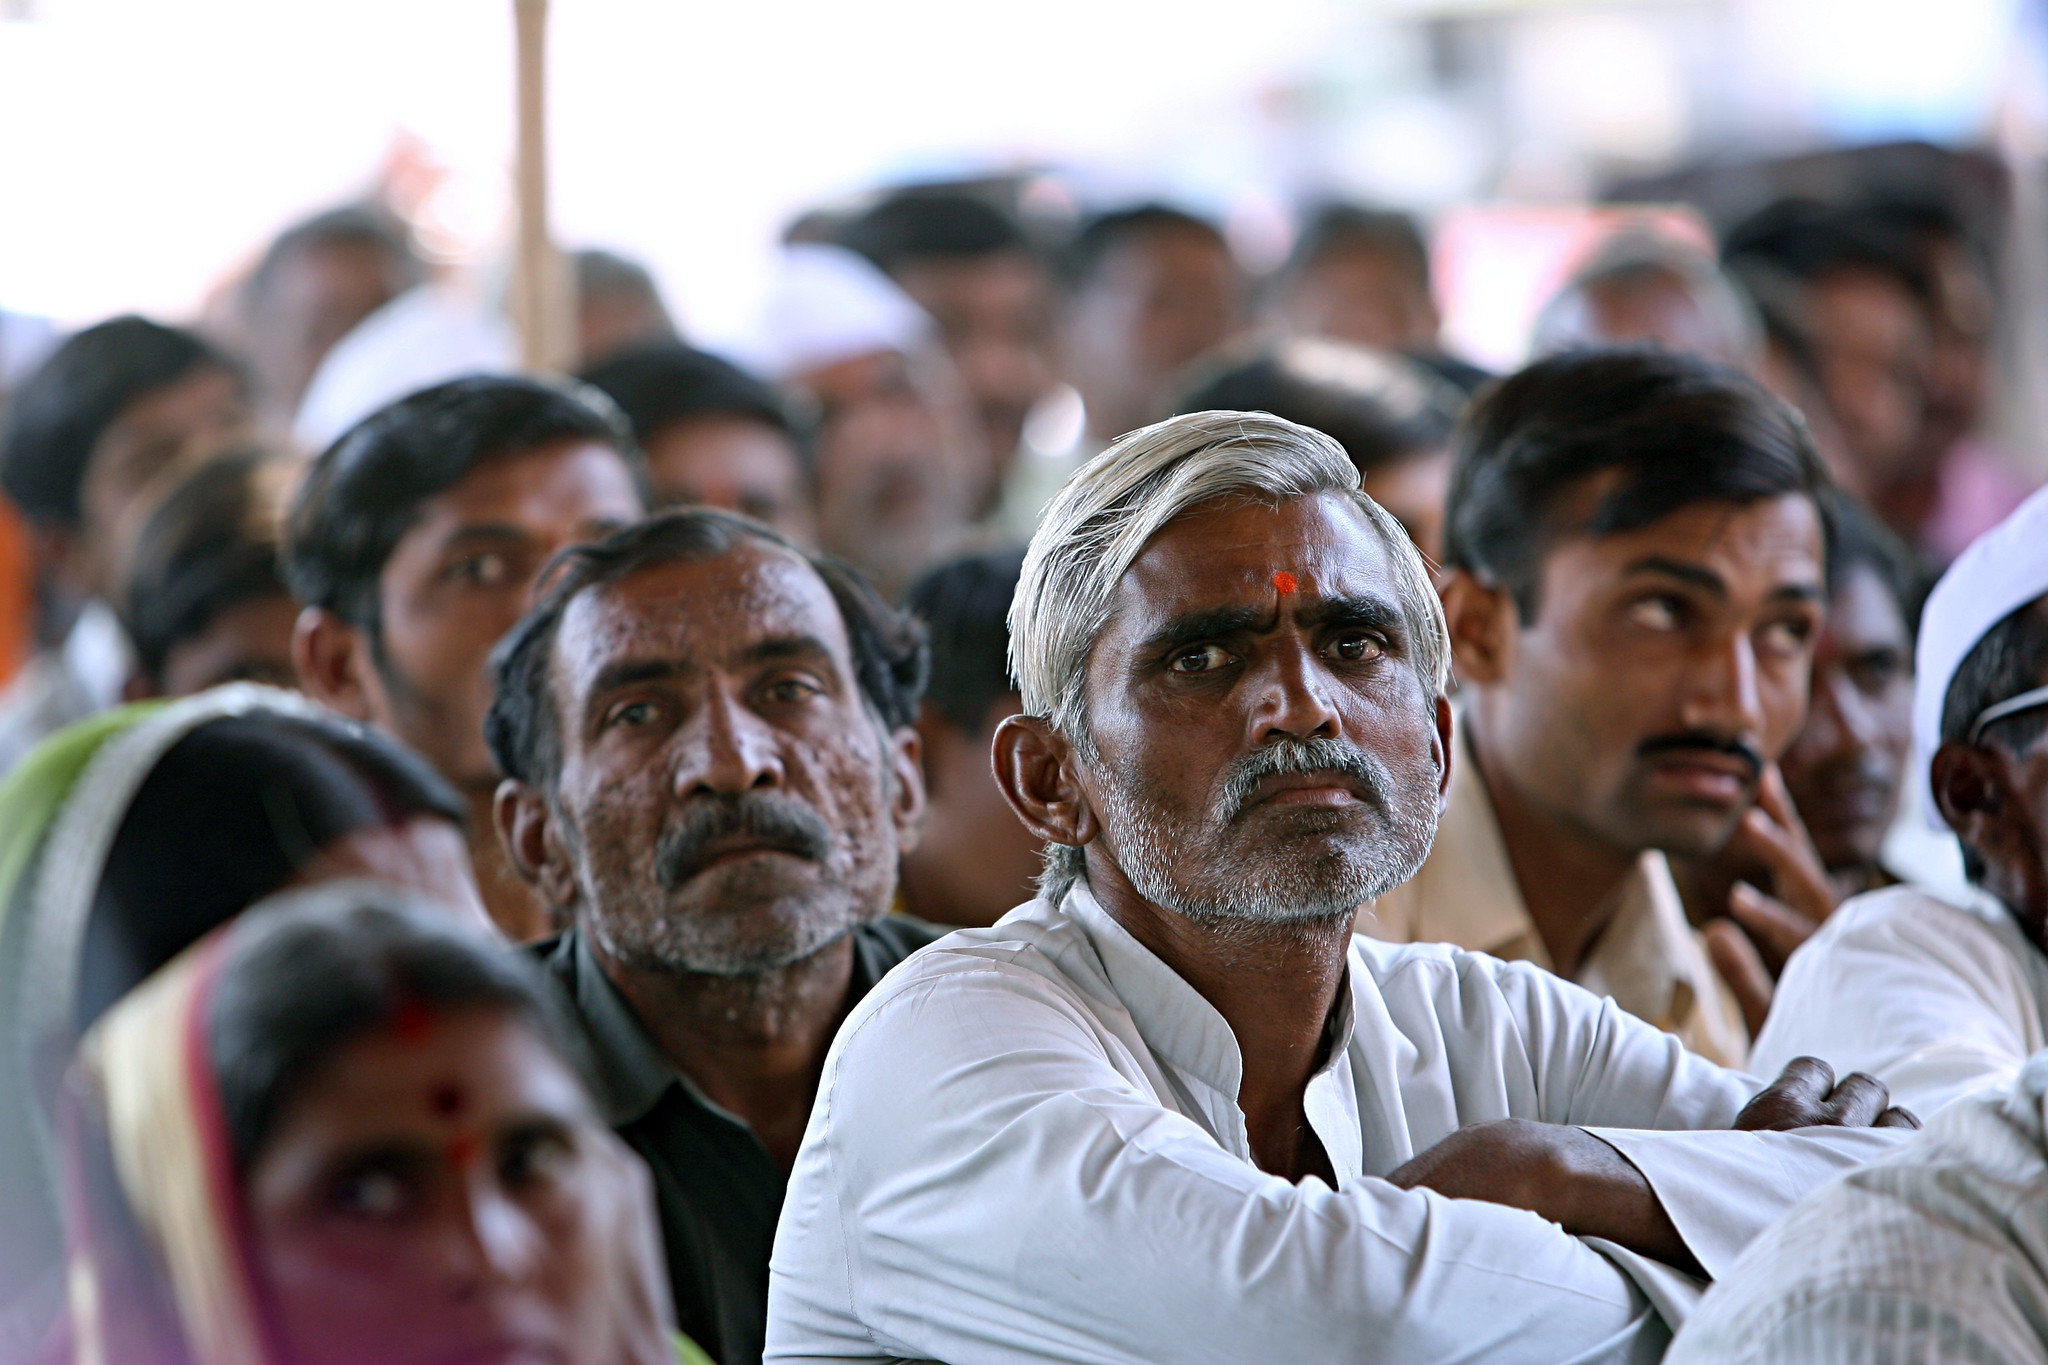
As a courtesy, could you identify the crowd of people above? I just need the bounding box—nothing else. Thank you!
[0,173,2042,1364]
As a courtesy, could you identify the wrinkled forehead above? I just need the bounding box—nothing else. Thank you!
[550,542,855,697]
[1101,491,1396,643]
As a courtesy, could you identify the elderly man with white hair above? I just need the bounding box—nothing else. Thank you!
[764,410,1914,1365]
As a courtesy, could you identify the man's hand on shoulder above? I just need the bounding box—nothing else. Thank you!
[1734,1057,1919,1131]
[1386,1118,1700,1273]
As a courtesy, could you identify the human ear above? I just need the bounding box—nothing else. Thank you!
[885,725,928,854]
[1439,570,1516,686]
[494,778,581,913]
[292,606,375,722]
[1432,693,1454,813]
[993,715,1098,850]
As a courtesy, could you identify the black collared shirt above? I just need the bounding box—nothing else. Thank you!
[535,919,941,1365]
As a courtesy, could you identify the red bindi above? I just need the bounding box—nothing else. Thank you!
[1272,571,1298,596]
[392,999,435,1048]
[446,1132,480,1168]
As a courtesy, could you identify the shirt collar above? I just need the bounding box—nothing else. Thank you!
[1058,881,1356,1101]
[564,927,680,1127]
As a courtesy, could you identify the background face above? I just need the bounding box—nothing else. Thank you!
[245,1009,624,1365]
[1466,492,1826,861]
[641,414,814,545]
[1076,492,1444,920]
[544,545,904,975]
[370,440,644,791]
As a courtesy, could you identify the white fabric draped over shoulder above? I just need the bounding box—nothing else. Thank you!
[765,884,1908,1365]
[1669,1049,2048,1365]
[1748,884,2048,1119]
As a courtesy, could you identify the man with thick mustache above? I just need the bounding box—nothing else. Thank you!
[1365,351,1837,1065]
[484,510,939,1365]
[765,410,1913,1365]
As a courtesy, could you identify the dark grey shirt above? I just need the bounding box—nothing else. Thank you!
[536,919,941,1365]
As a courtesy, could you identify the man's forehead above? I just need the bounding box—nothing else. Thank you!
[1544,479,1823,573]
[1115,493,1391,619]
[552,542,851,685]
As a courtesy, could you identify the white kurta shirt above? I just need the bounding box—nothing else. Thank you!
[1748,884,2048,1118]
[766,884,1906,1365]
[1668,1049,2048,1365]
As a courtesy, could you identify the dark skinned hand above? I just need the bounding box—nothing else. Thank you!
[1704,766,1840,1036]
[1733,1057,1919,1132]
[1387,1118,1701,1273]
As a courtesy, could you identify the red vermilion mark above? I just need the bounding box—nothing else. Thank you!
[430,1083,466,1118]
[446,1132,480,1168]
[1272,571,1298,595]
[392,999,435,1048]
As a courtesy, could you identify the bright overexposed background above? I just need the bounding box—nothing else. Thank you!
[0,0,2040,347]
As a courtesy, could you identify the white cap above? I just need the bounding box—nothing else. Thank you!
[1913,483,2048,829]
[729,244,931,382]
[293,284,518,451]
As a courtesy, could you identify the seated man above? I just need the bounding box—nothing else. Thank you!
[1748,485,2048,1117]
[580,340,817,545]
[899,546,1043,927]
[1669,1050,2048,1363]
[1366,350,1834,1066]
[765,410,1912,1365]
[485,511,942,1365]
[284,375,649,940]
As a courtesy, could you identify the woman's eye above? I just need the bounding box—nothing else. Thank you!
[1626,596,1683,632]
[333,1167,412,1220]
[1327,633,1385,663]
[500,1130,576,1190]
[452,553,511,588]
[1167,644,1234,674]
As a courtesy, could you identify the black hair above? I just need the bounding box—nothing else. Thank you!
[577,342,810,477]
[0,317,239,529]
[1722,199,1933,302]
[246,204,424,307]
[486,508,926,789]
[1443,350,1833,623]
[1824,490,1927,636]
[1063,203,1227,291]
[281,374,647,632]
[574,248,667,308]
[119,447,292,691]
[208,890,568,1171]
[841,190,1034,272]
[77,708,470,1033]
[904,547,1025,735]
[1172,341,1463,477]
[1282,203,1432,292]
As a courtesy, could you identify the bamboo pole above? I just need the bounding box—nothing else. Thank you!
[511,0,577,372]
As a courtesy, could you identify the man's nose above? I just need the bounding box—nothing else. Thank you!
[1251,640,1341,742]
[675,687,783,798]
[1681,630,1765,738]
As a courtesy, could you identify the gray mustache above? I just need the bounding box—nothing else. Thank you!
[655,792,835,890]
[1217,737,1392,823]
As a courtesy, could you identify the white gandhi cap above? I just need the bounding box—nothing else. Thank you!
[1913,483,2048,830]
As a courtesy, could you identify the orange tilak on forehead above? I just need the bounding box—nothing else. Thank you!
[1272,571,1299,596]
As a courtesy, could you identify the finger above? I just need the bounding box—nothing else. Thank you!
[1821,1071,1891,1126]
[1734,809,1838,924]
[1755,763,1799,831]
[1727,883,1820,971]
[1876,1105,1921,1129]
[1703,918,1774,1037]
[1768,1055,1836,1102]
[1732,1054,1837,1131]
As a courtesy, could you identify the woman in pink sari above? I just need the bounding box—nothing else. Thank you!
[60,882,702,1365]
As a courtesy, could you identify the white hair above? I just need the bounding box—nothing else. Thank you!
[1008,410,1451,898]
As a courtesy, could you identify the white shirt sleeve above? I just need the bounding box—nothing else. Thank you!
[1747,890,2045,1118]
[769,959,1667,1365]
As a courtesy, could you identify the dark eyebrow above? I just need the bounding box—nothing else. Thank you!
[1136,593,1409,659]
[1621,555,1823,605]
[743,634,838,668]
[587,657,687,700]
[435,522,541,554]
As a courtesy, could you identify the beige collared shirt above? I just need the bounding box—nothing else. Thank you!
[1363,720,1752,1070]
